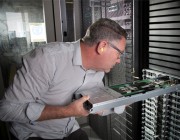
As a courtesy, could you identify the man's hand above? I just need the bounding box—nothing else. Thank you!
[66,95,90,117]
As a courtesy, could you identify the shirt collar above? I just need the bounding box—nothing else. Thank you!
[73,39,82,66]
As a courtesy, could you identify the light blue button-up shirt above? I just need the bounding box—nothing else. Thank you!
[0,40,104,140]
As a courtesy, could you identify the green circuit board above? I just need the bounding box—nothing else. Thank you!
[110,76,177,97]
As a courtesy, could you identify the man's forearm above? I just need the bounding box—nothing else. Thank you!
[37,105,72,121]
[37,96,90,121]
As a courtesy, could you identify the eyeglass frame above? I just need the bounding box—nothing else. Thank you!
[108,42,124,56]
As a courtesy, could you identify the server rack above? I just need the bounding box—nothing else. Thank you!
[88,0,142,140]
[104,0,142,140]
[141,69,180,140]
[141,0,180,140]
[88,0,180,140]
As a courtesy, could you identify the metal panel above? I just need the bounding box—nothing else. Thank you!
[149,42,180,49]
[149,36,180,42]
[149,30,180,35]
[73,0,82,40]
[66,0,75,42]
[81,0,92,37]
[150,15,180,22]
[150,0,174,5]
[149,59,180,69]
[53,0,69,42]
[126,45,133,53]
[149,47,180,56]
[149,23,180,29]
[43,0,56,42]
[0,66,4,99]
[149,64,180,77]
[150,1,180,11]
[150,8,180,16]
[149,53,180,63]
[89,114,110,140]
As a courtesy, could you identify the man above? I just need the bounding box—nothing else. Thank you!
[0,18,127,140]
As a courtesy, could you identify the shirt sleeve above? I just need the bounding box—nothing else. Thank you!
[0,47,55,123]
[26,102,45,121]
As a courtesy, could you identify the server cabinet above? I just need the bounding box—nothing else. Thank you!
[105,1,141,140]
[141,0,180,139]
[88,0,142,140]
[89,1,179,139]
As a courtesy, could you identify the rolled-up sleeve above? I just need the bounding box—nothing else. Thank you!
[26,102,45,121]
[0,100,45,123]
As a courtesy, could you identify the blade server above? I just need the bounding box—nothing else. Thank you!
[76,69,180,115]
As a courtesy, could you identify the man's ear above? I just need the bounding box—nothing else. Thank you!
[97,41,108,54]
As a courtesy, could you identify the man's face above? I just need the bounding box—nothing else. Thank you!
[99,37,126,73]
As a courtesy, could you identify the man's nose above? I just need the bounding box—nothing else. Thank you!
[116,59,120,64]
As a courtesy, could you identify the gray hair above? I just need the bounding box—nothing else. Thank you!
[82,18,127,46]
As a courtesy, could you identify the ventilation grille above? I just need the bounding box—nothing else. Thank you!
[149,0,180,77]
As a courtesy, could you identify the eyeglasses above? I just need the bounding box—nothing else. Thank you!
[108,42,124,57]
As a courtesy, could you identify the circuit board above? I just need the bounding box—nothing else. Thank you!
[110,76,179,97]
